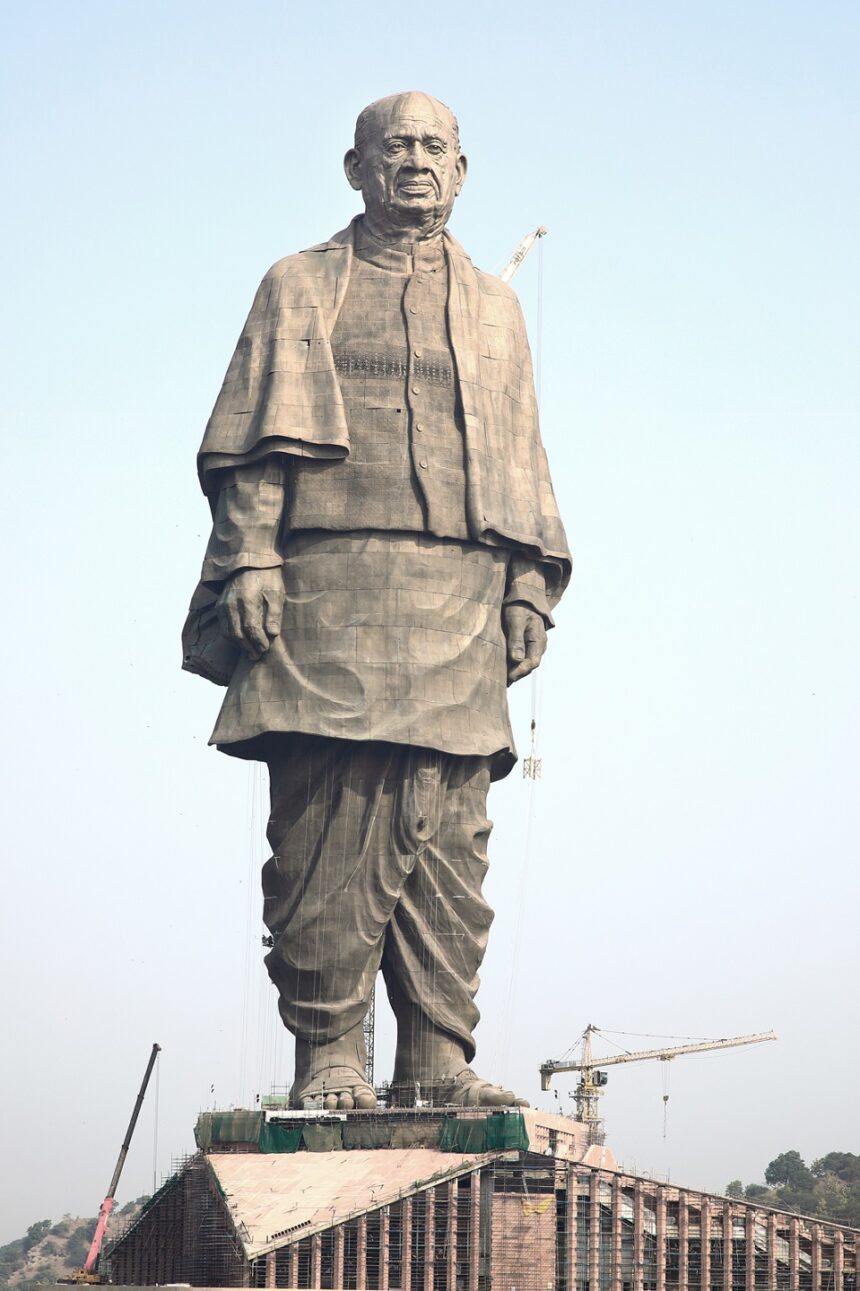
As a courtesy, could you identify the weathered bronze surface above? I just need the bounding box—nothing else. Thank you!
[184,92,571,1108]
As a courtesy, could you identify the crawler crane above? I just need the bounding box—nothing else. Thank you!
[540,1024,777,1144]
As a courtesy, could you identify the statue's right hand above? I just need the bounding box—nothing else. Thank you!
[217,568,285,661]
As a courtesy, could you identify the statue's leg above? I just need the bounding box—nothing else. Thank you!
[263,734,414,1109]
[382,753,528,1108]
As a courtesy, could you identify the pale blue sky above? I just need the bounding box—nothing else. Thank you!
[1,0,858,1243]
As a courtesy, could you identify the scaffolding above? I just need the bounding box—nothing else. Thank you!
[107,1147,860,1291]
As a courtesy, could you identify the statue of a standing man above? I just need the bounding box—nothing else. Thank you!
[183,92,570,1110]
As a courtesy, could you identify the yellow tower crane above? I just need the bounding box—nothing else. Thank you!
[540,1024,777,1144]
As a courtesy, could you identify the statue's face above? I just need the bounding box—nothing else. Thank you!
[345,93,467,237]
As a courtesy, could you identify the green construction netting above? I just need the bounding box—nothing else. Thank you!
[302,1122,344,1152]
[194,1110,263,1150]
[486,1112,529,1152]
[259,1122,304,1153]
[439,1113,529,1154]
[439,1118,488,1152]
[342,1121,393,1150]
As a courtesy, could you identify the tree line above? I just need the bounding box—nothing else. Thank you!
[726,1151,860,1227]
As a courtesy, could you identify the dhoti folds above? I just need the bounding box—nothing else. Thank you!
[263,735,494,1070]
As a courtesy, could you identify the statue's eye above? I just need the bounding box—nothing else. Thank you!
[426,143,444,156]
[386,141,406,155]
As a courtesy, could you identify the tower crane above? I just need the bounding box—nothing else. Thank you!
[540,1024,777,1144]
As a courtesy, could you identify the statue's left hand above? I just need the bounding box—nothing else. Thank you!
[503,605,547,684]
[217,567,285,662]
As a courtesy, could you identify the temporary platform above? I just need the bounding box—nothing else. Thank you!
[104,1106,859,1290]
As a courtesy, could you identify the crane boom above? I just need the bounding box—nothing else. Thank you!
[62,1043,161,1284]
[540,1028,777,1087]
[499,226,547,283]
[539,1025,777,1146]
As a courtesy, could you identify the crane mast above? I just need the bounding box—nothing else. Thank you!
[540,1025,777,1144]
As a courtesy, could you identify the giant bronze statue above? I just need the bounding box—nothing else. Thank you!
[183,92,570,1110]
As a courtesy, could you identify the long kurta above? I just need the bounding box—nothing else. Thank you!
[204,229,539,778]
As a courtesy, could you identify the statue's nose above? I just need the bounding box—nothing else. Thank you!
[405,142,429,168]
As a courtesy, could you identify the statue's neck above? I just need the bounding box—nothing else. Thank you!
[361,211,446,247]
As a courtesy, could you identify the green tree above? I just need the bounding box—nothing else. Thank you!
[765,1151,815,1192]
[725,1180,745,1199]
[812,1152,860,1184]
[23,1221,52,1252]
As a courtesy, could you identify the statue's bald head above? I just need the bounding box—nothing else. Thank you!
[354,92,460,155]
[345,91,467,243]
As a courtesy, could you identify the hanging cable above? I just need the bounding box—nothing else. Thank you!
[662,1062,671,1140]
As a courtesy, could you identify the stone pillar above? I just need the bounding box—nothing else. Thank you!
[381,1207,390,1291]
[723,1203,732,1291]
[311,1233,322,1288]
[610,1178,623,1291]
[334,1228,344,1289]
[634,1180,645,1291]
[265,1250,276,1288]
[789,1217,800,1291]
[678,1194,689,1291]
[767,1215,777,1291]
[588,1173,601,1291]
[566,1165,578,1291]
[357,1215,367,1291]
[446,1181,457,1291]
[469,1177,480,1291]
[745,1208,756,1291]
[656,1191,667,1291]
[833,1231,844,1291]
[403,1197,413,1291]
[700,1198,711,1291]
[424,1189,436,1291]
[811,1224,822,1291]
[288,1244,298,1289]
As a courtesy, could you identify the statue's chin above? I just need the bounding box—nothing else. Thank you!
[370,198,453,240]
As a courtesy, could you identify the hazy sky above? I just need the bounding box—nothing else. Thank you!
[1,0,858,1245]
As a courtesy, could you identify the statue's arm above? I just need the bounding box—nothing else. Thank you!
[202,459,288,661]
[502,556,552,685]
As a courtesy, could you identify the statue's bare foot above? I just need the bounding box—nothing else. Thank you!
[440,1067,529,1108]
[290,1064,377,1111]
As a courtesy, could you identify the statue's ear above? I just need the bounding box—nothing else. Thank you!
[454,152,468,196]
[344,149,363,192]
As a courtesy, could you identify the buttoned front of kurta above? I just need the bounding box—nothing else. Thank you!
[285,226,468,537]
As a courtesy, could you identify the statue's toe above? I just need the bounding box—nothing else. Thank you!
[291,1064,377,1110]
[444,1068,530,1108]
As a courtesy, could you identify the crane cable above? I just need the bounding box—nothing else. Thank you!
[497,235,547,1074]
